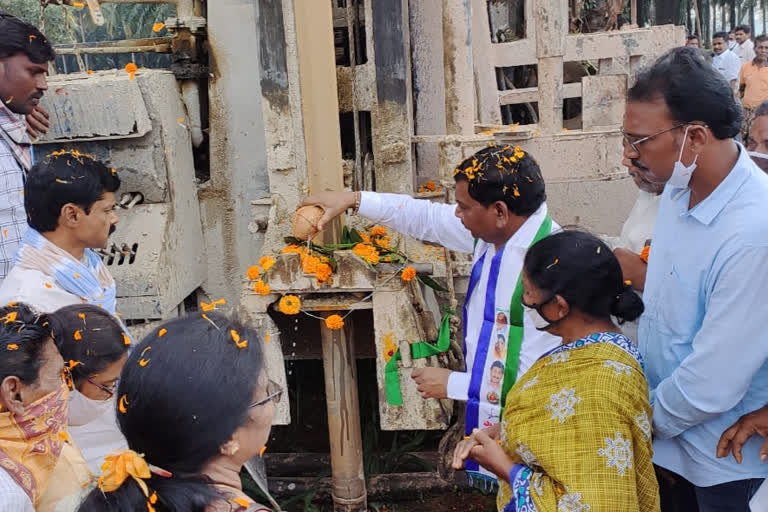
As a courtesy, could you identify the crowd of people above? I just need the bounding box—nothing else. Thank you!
[2,10,768,512]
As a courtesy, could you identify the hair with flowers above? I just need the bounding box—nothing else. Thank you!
[48,304,128,389]
[78,312,270,512]
[453,144,546,217]
[0,302,52,388]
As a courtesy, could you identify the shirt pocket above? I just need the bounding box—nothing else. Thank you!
[655,263,702,342]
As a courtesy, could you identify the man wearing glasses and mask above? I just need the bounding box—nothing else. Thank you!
[618,47,768,511]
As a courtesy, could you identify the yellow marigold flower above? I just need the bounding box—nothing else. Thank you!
[359,232,371,244]
[122,333,131,346]
[325,314,344,330]
[246,265,261,280]
[375,237,390,249]
[2,311,17,324]
[230,329,248,349]
[158,328,167,338]
[425,180,437,191]
[352,243,380,265]
[6,344,18,351]
[201,298,226,312]
[259,256,276,272]
[152,22,165,33]
[278,295,301,315]
[382,333,397,362]
[370,226,387,237]
[401,266,417,282]
[253,280,271,296]
[73,329,83,341]
[315,263,332,283]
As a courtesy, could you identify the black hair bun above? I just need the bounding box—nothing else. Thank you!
[611,285,645,323]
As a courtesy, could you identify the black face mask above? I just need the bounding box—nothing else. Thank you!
[108,224,116,236]
[521,295,563,331]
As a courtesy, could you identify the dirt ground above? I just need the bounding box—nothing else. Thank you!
[284,490,497,512]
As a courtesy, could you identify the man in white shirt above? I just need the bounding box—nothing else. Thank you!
[712,31,743,92]
[734,24,756,63]
[303,145,561,486]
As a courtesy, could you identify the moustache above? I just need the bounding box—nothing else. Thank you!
[631,159,650,173]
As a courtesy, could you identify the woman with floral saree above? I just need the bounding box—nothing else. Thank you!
[453,230,660,511]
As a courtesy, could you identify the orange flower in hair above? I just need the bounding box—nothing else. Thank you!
[98,450,152,496]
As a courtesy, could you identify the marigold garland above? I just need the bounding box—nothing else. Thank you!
[246,266,261,280]
[325,314,345,330]
[401,266,417,282]
[315,263,332,283]
[278,295,301,315]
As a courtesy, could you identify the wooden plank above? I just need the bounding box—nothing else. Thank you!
[564,25,686,61]
[499,83,581,105]
[268,472,455,500]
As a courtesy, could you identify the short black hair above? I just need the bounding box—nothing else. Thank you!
[756,34,768,45]
[453,145,546,217]
[78,312,268,512]
[524,230,644,324]
[25,150,121,232]
[754,100,768,119]
[0,13,55,63]
[713,31,729,41]
[735,24,752,34]
[49,305,128,388]
[0,303,52,386]
[628,47,742,140]
[687,35,699,41]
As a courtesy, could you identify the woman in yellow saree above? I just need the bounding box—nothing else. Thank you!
[453,231,660,511]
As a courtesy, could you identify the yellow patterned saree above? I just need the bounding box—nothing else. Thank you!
[497,332,660,512]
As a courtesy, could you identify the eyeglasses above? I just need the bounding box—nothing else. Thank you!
[86,377,117,399]
[249,379,283,409]
[621,123,687,154]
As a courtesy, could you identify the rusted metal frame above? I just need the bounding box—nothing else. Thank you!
[54,37,173,55]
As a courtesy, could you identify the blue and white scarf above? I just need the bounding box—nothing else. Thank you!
[14,228,117,313]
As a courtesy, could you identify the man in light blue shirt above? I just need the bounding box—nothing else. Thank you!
[621,47,768,511]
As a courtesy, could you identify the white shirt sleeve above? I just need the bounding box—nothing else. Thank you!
[357,192,475,253]
[447,370,470,401]
[727,52,743,83]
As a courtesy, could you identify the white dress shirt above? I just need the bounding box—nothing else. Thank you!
[735,38,756,64]
[713,49,743,86]
[0,467,34,512]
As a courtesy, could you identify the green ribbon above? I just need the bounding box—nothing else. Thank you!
[385,312,452,406]
[499,214,552,414]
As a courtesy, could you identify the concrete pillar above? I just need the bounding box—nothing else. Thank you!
[320,314,367,511]
[534,0,567,134]
[442,0,475,135]
[205,0,269,302]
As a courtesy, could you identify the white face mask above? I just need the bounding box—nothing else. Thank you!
[668,125,698,189]
[68,389,114,427]
[524,305,555,331]
[729,40,737,50]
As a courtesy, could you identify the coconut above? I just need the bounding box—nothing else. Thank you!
[292,205,325,241]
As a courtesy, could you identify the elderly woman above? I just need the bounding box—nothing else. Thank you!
[0,303,74,511]
[453,231,660,511]
[77,312,278,512]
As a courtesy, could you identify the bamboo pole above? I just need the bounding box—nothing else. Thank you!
[631,0,638,25]
[319,314,367,511]
[694,0,704,39]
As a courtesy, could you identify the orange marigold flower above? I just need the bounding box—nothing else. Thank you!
[125,63,137,73]
[382,333,397,363]
[158,328,167,338]
[281,244,305,255]
[375,237,390,249]
[152,22,165,33]
[230,329,248,349]
[370,226,387,237]
[315,263,332,283]
[353,243,380,265]
[118,395,129,414]
[44,282,53,289]
[58,431,70,442]
[259,256,276,271]
[68,360,81,370]
[253,280,271,296]
[201,298,226,312]
[325,314,344,330]
[640,245,651,264]
[6,344,18,351]
[359,232,371,244]
[246,265,261,280]
[278,295,301,315]
[233,497,250,509]
[3,311,17,324]
[259,445,268,457]
[73,329,83,341]
[264,333,271,343]
[401,266,417,282]
[424,180,437,191]
[122,332,131,346]
[302,254,321,274]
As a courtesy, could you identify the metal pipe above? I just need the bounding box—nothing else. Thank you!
[54,37,173,55]
[319,313,367,512]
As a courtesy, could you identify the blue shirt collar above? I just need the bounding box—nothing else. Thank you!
[669,142,754,225]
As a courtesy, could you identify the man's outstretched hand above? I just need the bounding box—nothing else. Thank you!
[717,405,768,464]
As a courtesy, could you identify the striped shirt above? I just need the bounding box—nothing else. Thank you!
[0,102,31,281]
